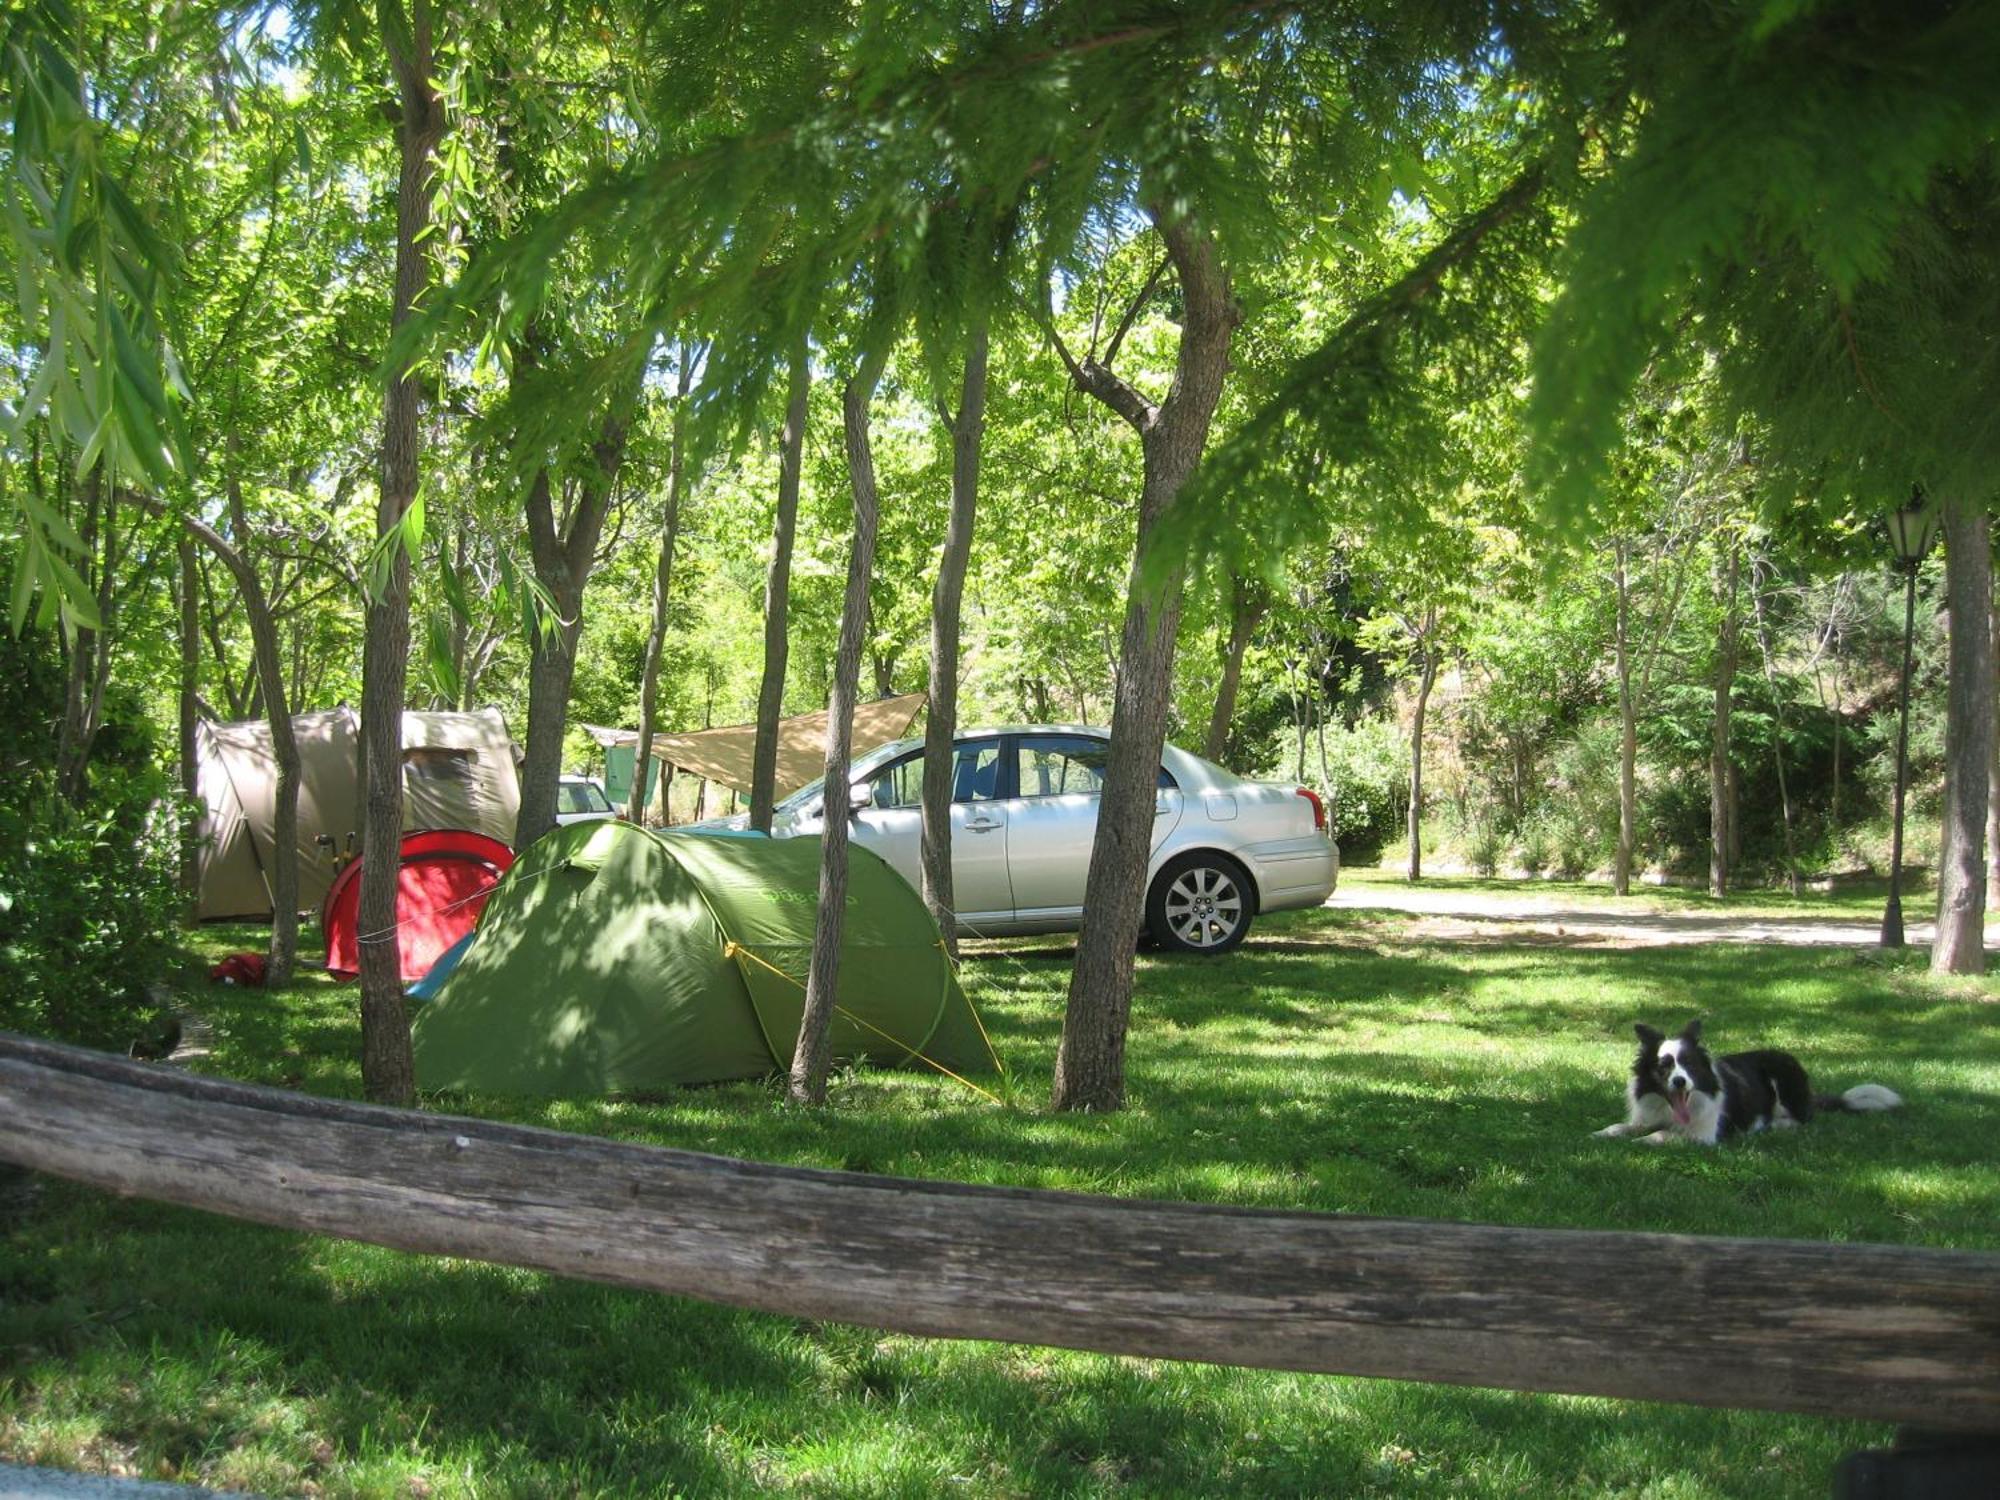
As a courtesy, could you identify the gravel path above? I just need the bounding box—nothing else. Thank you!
[1326,882,1926,949]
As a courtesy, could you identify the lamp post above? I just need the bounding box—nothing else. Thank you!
[1881,489,1938,948]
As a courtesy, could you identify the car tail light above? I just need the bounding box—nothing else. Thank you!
[1294,786,1326,833]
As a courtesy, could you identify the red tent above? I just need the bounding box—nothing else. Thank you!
[322,829,514,983]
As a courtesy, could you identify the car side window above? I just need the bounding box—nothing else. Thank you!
[951,744,1001,803]
[867,756,925,810]
[1013,735,1178,795]
[866,744,1002,810]
[1014,736,1110,798]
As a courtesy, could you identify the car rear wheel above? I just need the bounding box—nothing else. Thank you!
[1146,852,1253,954]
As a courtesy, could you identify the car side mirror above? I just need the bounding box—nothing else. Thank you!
[847,783,873,817]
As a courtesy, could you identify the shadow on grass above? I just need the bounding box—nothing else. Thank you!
[3,1191,1883,1498]
[19,909,1993,1493]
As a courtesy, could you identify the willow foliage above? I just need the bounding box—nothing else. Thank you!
[1531,0,2000,522]
[1,0,193,631]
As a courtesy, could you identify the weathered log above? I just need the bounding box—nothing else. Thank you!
[2,1032,1996,1431]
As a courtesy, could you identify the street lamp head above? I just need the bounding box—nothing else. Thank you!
[1885,487,1938,568]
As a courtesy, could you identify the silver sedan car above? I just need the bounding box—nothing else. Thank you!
[745,725,1338,953]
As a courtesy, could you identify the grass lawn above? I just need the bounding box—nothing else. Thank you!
[4,884,1998,1498]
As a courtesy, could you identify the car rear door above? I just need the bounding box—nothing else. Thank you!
[1002,734,1183,922]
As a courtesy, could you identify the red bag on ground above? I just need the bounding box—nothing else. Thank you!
[209,951,268,987]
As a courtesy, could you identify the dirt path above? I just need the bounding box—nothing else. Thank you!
[1326,883,1925,949]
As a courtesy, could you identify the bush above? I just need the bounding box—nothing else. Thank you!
[1541,722,1622,876]
[1462,816,1503,876]
[1272,717,1408,861]
[0,769,185,1050]
[0,626,184,1050]
[1515,814,1551,876]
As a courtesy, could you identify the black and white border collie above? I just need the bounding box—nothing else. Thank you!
[1594,1020,1902,1145]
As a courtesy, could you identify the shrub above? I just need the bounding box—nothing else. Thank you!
[1515,814,1551,876]
[0,627,184,1050]
[1462,816,1503,876]
[1541,722,1622,876]
[1272,717,1408,862]
[0,770,185,1050]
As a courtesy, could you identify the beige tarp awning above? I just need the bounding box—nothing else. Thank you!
[586,693,926,800]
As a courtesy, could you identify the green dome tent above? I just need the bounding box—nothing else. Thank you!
[410,819,1000,1096]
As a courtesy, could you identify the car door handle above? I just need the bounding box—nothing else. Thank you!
[965,815,1002,832]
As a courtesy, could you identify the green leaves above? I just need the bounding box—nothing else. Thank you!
[364,488,425,603]
[3,0,190,630]
[7,497,97,634]
[1527,2,2000,524]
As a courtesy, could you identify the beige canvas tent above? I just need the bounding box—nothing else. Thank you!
[194,707,522,920]
[585,693,926,810]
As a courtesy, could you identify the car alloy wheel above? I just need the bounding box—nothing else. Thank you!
[1147,853,1251,954]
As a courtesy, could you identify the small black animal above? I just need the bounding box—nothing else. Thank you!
[1594,1020,1902,1145]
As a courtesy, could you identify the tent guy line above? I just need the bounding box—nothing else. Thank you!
[721,939,1007,1106]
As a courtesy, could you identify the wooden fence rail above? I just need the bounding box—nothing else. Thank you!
[3,1033,1997,1433]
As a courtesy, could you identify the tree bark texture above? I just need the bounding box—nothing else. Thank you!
[56,469,117,803]
[1613,538,1637,896]
[359,0,443,1107]
[1932,501,1992,975]
[187,486,300,986]
[6,1033,1999,1435]
[920,323,989,957]
[1750,564,1801,896]
[749,347,811,833]
[1407,646,1438,884]
[791,353,887,1105]
[514,393,634,850]
[177,536,201,917]
[1987,593,2000,910]
[628,361,696,824]
[1053,212,1238,1114]
[1203,575,1267,763]
[1709,547,1739,898]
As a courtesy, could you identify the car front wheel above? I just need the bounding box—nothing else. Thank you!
[1145,852,1253,954]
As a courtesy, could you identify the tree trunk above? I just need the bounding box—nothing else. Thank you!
[749,345,811,833]
[181,474,300,986]
[919,323,989,958]
[1932,501,1992,975]
[1987,593,1999,910]
[629,357,697,825]
[1203,576,1267,762]
[791,352,887,1106]
[1053,212,1237,1114]
[358,0,443,1107]
[177,537,201,918]
[1407,648,1437,884]
[1613,538,1637,896]
[1750,565,1801,896]
[1831,650,1844,840]
[56,469,116,803]
[1293,663,1308,783]
[1709,546,1739,898]
[514,392,633,850]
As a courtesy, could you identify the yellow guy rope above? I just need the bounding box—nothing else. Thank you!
[722,941,1005,1108]
[940,937,1007,1080]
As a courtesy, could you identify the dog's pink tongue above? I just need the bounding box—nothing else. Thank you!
[1670,1095,1692,1127]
